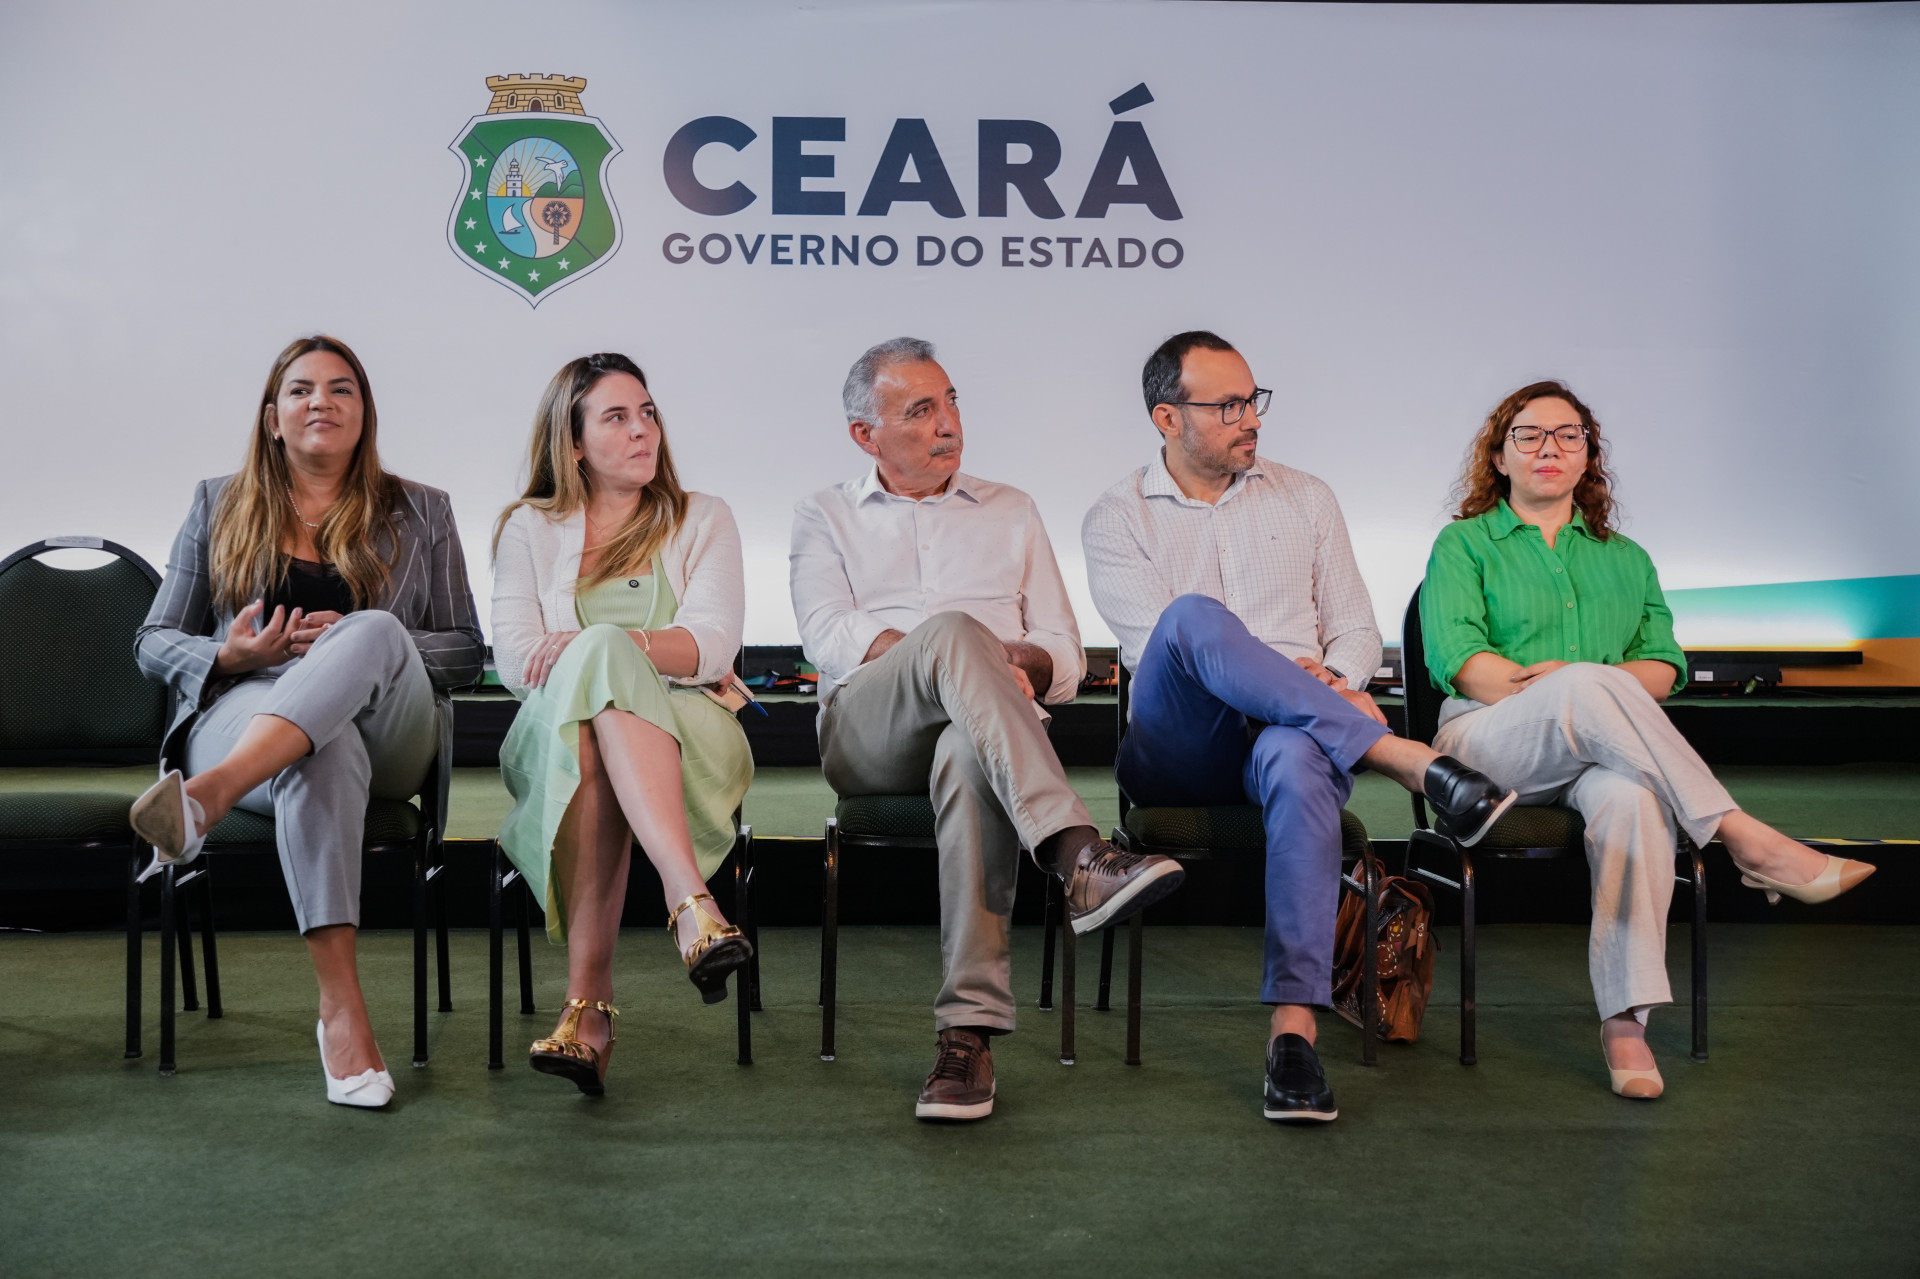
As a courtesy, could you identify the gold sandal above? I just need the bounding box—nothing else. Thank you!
[529,998,618,1096]
[668,892,754,1005]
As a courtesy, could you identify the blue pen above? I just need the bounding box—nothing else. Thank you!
[733,677,770,717]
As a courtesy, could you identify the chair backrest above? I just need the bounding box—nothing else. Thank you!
[0,538,168,764]
[1400,586,1444,748]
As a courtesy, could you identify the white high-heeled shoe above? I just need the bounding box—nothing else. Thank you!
[317,1021,394,1108]
[1740,854,1876,906]
[130,770,207,883]
[1602,1033,1663,1100]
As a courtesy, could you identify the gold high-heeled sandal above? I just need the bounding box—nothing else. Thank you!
[529,997,618,1096]
[668,892,754,1005]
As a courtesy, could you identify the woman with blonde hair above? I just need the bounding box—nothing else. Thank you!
[491,352,753,1096]
[133,335,484,1107]
[1419,379,1874,1100]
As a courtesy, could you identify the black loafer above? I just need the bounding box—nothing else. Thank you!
[1424,756,1518,848]
[1263,1033,1337,1123]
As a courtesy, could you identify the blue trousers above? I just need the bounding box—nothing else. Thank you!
[1115,595,1389,1007]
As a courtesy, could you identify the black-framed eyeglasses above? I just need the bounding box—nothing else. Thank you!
[1507,425,1588,453]
[1169,388,1272,426]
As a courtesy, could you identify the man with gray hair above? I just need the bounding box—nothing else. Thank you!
[791,337,1184,1122]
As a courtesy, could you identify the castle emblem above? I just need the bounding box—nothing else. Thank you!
[447,74,622,306]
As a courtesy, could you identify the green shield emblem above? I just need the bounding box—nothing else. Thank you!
[447,75,622,306]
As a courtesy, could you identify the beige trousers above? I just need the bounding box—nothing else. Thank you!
[818,612,1093,1033]
[1434,662,1738,1022]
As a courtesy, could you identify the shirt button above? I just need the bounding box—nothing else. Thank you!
[1555,567,1562,574]
[1569,645,1578,652]
[1566,601,1574,608]
[921,544,930,551]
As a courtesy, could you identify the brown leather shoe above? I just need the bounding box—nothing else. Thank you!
[915,1028,995,1121]
[1061,839,1185,935]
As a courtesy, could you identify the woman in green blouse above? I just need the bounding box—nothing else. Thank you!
[1421,380,1873,1100]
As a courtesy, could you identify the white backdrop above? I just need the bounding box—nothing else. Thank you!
[4,1,1916,649]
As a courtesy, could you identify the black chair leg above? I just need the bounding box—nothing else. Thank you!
[196,867,222,1020]
[489,844,505,1071]
[820,822,840,1061]
[1096,926,1115,1012]
[1059,913,1076,1066]
[741,829,762,1012]
[1460,849,1477,1067]
[412,844,429,1068]
[1689,841,1709,1063]
[159,865,177,1076]
[1038,875,1058,1011]
[434,857,453,1015]
[734,839,752,1067]
[1360,847,1378,1067]
[175,872,200,1014]
[125,846,143,1059]
[1124,913,1143,1066]
[515,873,536,1015]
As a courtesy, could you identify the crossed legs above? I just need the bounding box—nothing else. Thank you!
[545,706,736,1064]
[1119,595,1430,1045]
[176,611,438,1080]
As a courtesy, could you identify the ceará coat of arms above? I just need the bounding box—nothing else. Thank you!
[447,75,622,306]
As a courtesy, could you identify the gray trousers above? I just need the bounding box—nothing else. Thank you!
[818,612,1094,1034]
[185,610,438,933]
[1434,662,1738,1022]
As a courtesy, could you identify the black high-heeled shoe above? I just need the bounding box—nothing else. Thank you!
[668,892,753,1004]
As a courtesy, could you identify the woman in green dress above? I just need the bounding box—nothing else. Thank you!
[491,353,754,1095]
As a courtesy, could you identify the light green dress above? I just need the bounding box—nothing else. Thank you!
[498,557,753,943]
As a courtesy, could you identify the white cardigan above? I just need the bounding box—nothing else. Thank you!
[490,493,745,699]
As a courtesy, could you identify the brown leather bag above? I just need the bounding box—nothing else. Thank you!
[1332,876,1438,1043]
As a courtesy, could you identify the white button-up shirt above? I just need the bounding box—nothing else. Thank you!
[1081,451,1381,689]
[791,467,1085,705]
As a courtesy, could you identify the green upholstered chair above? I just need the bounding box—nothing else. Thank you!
[1104,664,1383,1066]
[0,538,172,1062]
[486,818,761,1069]
[820,795,1078,1062]
[1400,588,1707,1066]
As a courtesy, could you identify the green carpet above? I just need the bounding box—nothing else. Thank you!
[4,762,1914,842]
[1,925,1914,1276]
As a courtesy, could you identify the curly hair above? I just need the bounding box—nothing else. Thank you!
[1452,380,1618,540]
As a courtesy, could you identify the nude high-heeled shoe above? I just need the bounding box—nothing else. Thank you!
[1602,1032,1663,1101]
[1741,855,1876,906]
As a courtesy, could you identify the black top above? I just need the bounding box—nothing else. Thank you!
[263,558,356,619]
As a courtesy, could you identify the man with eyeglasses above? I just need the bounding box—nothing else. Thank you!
[791,337,1186,1123]
[1081,330,1515,1124]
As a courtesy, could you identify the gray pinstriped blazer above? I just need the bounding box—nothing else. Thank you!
[136,474,486,756]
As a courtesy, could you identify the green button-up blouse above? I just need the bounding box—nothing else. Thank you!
[1419,501,1687,697]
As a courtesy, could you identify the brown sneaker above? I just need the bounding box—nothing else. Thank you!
[915,1028,995,1121]
[1061,839,1185,935]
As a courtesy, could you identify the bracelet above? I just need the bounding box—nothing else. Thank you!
[636,629,651,653]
